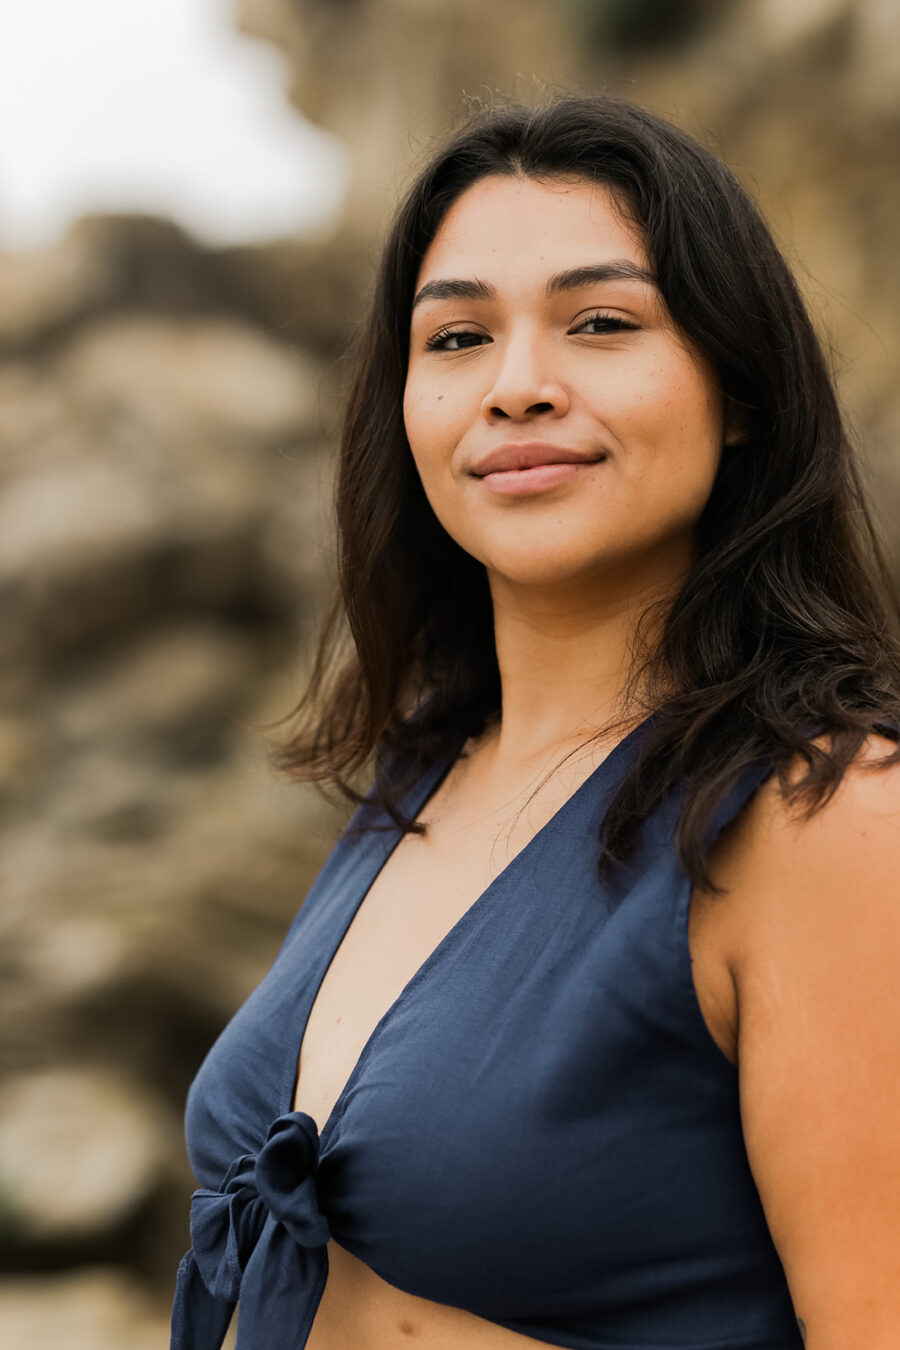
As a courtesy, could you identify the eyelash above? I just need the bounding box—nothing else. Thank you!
[423,312,639,352]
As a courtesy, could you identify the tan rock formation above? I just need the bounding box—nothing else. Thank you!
[236,0,577,236]
[0,1269,171,1350]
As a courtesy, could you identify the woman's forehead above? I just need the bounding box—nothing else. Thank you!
[416,174,649,290]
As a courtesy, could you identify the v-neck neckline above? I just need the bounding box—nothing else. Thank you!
[282,712,656,1146]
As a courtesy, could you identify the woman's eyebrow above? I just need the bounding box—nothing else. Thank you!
[412,277,494,310]
[411,260,657,312]
[546,261,657,294]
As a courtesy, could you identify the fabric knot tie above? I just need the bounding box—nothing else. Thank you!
[187,1111,330,1307]
[254,1111,332,1249]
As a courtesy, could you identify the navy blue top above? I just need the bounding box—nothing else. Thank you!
[171,715,803,1350]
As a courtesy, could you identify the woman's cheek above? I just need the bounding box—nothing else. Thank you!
[402,372,434,434]
[406,411,464,498]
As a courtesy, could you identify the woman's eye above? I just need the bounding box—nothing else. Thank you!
[574,313,638,336]
[425,327,489,352]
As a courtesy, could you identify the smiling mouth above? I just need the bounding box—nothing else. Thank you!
[474,457,608,496]
[472,443,607,477]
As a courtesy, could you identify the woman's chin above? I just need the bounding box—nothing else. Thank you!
[482,550,616,594]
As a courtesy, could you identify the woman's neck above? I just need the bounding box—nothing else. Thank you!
[484,562,679,771]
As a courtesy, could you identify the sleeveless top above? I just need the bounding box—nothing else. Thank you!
[170,714,803,1350]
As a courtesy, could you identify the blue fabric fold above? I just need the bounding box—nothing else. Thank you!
[171,1112,331,1350]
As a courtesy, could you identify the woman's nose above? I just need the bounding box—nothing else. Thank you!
[479,332,570,422]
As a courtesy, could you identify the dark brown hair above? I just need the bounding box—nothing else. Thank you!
[272,94,900,891]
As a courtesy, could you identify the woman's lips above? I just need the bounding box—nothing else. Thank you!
[470,441,608,495]
[475,458,608,496]
[472,441,605,475]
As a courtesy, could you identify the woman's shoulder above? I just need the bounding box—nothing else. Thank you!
[707,727,900,903]
[745,726,899,842]
[688,728,900,1061]
[697,723,900,1061]
[733,725,900,985]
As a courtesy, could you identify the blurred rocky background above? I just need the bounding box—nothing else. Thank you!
[0,0,898,1343]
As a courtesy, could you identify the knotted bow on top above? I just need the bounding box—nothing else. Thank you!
[170,1111,331,1350]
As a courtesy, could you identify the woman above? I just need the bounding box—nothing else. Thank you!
[171,96,900,1350]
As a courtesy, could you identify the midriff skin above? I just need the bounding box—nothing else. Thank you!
[294,728,745,1350]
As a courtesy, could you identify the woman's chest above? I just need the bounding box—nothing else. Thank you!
[290,786,572,1131]
[297,835,773,1329]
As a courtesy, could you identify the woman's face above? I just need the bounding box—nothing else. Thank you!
[404,174,734,597]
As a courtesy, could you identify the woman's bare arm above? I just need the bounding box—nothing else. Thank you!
[724,737,900,1347]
